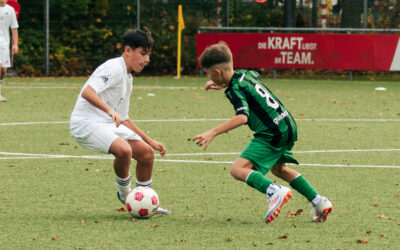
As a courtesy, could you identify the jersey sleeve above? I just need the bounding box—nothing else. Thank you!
[9,7,18,29]
[86,65,120,93]
[226,86,249,117]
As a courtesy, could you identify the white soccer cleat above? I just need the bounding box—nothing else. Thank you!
[155,207,171,215]
[312,196,333,222]
[265,186,292,223]
[0,95,7,102]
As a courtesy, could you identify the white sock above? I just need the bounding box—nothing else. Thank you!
[266,183,280,197]
[116,174,131,200]
[135,178,152,188]
[311,194,322,207]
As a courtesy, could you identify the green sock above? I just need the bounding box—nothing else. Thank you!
[289,174,318,202]
[246,171,273,194]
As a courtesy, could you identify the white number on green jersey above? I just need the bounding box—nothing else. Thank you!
[255,85,279,109]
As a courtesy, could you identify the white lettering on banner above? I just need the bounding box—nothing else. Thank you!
[260,36,318,65]
[280,51,313,65]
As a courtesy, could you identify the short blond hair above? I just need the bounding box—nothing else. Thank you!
[199,42,233,69]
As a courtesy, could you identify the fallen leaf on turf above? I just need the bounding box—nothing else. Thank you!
[266,242,273,245]
[109,222,114,227]
[150,224,160,228]
[356,239,369,244]
[377,215,391,220]
[130,218,137,222]
[116,207,127,212]
[174,238,186,242]
[370,202,379,207]
[278,235,288,239]
[51,236,58,241]
[252,242,257,246]
[80,219,85,224]
[59,142,69,145]
[186,213,195,217]
[380,234,386,238]
[158,169,167,172]
[286,209,303,218]
[225,238,232,242]
[32,237,36,240]
[366,230,372,234]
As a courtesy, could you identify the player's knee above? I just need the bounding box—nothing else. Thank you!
[136,144,154,162]
[143,146,154,161]
[230,165,240,179]
[271,163,284,178]
[116,145,132,160]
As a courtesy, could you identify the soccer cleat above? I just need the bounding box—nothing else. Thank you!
[265,186,292,223]
[0,95,7,102]
[155,207,171,215]
[312,196,333,222]
[117,191,126,205]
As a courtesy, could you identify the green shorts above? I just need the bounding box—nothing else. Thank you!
[239,137,299,175]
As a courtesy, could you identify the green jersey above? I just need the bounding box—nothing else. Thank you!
[224,69,297,148]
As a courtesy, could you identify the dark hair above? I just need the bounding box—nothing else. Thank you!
[122,27,154,52]
[199,42,232,69]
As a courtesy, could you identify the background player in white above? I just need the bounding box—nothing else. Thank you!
[0,0,18,102]
[70,29,170,214]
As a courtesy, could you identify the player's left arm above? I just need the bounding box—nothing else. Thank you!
[11,28,18,54]
[192,114,248,151]
[122,119,166,157]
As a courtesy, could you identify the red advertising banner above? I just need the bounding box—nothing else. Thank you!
[196,33,400,71]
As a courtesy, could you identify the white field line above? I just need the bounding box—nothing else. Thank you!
[4,85,196,90]
[0,151,399,169]
[1,118,400,126]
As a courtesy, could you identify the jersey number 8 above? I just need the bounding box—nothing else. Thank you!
[255,85,279,110]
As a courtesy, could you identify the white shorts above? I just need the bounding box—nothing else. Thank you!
[0,46,11,68]
[72,122,142,153]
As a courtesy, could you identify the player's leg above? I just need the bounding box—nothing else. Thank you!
[0,65,6,102]
[126,136,170,215]
[271,163,333,222]
[128,139,154,186]
[230,156,292,223]
[109,137,133,203]
[0,46,10,102]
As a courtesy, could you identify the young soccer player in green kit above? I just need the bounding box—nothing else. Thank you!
[192,42,333,223]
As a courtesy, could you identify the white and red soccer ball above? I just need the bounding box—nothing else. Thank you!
[125,186,159,218]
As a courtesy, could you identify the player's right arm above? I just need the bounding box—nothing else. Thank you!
[81,85,124,127]
[192,114,247,150]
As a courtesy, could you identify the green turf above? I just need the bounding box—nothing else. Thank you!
[0,77,399,249]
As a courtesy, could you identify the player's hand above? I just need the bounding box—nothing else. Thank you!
[12,44,18,54]
[149,140,167,157]
[108,109,123,127]
[205,80,226,91]
[192,130,216,151]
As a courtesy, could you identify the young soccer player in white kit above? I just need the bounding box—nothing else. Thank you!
[0,0,19,102]
[70,29,170,215]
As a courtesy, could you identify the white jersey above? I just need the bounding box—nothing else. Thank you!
[70,57,133,137]
[0,4,18,47]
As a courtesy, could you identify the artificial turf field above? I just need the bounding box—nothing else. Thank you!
[0,76,399,249]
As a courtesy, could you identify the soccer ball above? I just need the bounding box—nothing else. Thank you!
[125,186,159,218]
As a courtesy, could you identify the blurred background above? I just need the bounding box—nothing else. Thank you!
[13,0,400,77]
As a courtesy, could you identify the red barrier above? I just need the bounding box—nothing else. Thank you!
[196,33,400,71]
